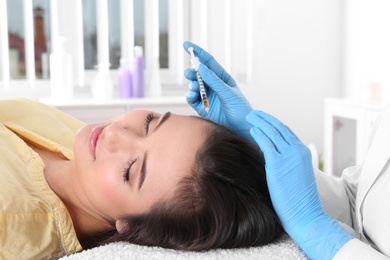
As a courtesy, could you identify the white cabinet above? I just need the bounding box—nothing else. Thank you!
[324,98,384,176]
[40,97,196,124]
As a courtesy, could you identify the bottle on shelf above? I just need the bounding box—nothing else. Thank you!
[132,46,145,98]
[50,36,73,99]
[117,58,133,98]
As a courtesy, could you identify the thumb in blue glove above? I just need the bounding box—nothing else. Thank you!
[247,110,353,260]
[183,41,253,141]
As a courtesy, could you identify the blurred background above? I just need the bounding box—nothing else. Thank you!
[1,0,390,174]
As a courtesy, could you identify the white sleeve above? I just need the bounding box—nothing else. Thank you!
[314,168,355,227]
[333,239,389,260]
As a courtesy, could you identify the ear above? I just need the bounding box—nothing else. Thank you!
[115,219,130,234]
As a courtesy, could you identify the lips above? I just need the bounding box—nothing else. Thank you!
[89,125,106,159]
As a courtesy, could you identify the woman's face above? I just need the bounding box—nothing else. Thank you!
[73,110,208,226]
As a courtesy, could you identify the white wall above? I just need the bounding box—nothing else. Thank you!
[197,0,344,154]
[344,0,390,102]
[250,0,343,154]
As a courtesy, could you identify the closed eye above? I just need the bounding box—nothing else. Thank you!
[123,159,137,183]
[144,113,155,135]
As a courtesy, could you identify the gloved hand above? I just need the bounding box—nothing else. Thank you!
[183,41,253,141]
[246,110,353,260]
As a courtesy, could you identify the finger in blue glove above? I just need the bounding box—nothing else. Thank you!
[247,110,353,260]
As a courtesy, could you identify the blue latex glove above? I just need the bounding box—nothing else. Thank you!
[247,110,353,260]
[183,41,253,141]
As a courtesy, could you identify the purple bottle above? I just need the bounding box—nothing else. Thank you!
[117,58,133,98]
[132,46,145,98]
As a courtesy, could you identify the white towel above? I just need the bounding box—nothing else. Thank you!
[61,234,307,260]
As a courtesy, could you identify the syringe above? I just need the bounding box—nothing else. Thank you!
[188,47,210,113]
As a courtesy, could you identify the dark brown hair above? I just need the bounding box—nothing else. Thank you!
[84,119,284,250]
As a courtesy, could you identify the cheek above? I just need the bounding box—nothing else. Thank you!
[95,166,128,209]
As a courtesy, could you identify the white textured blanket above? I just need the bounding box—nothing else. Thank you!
[61,234,307,260]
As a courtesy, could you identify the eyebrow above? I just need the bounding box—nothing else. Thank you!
[139,111,171,190]
[154,111,171,132]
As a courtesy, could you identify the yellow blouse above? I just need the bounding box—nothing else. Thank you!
[0,98,84,259]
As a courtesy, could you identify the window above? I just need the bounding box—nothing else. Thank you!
[0,0,254,97]
[1,0,185,93]
[6,0,51,80]
[82,0,168,70]
[7,0,27,80]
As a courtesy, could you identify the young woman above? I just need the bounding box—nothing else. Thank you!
[0,98,283,259]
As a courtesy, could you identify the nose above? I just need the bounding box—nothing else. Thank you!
[103,123,139,152]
